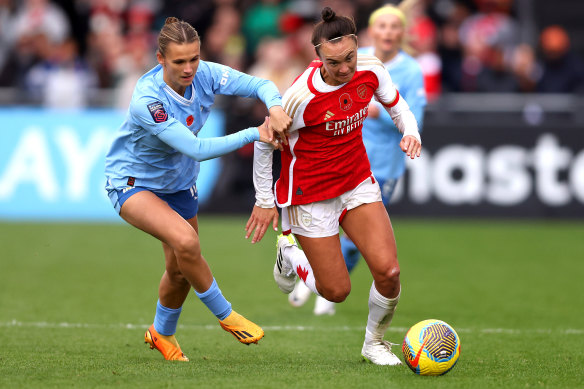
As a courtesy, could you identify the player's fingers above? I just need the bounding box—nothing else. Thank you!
[245,215,254,230]
[252,223,267,244]
[245,219,257,239]
[272,214,279,231]
[401,138,409,153]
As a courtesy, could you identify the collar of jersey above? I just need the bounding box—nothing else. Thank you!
[154,66,195,106]
[311,65,347,93]
[163,84,195,106]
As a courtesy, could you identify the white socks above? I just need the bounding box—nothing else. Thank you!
[365,281,400,343]
[283,244,321,297]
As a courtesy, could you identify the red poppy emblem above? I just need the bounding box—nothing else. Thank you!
[186,115,194,126]
[339,93,352,111]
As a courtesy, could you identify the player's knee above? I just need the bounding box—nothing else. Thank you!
[173,232,201,259]
[382,266,400,284]
[320,284,351,303]
[373,264,400,284]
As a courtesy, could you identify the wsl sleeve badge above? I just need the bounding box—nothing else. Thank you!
[402,319,461,376]
[147,101,168,123]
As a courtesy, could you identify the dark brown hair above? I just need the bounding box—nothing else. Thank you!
[311,7,357,55]
[158,17,200,57]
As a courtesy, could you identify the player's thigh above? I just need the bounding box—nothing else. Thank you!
[340,202,399,276]
[294,234,350,292]
[120,190,197,248]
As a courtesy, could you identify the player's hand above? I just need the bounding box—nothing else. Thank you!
[400,135,421,159]
[245,205,279,244]
[258,116,283,150]
[268,106,292,146]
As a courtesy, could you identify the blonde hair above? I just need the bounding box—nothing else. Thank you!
[368,0,419,56]
[158,17,200,57]
[369,5,406,27]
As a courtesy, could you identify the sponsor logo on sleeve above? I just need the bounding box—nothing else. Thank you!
[146,101,168,123]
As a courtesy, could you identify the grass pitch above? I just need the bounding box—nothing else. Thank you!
[1,217,583,388]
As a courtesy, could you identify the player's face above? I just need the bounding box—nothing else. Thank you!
[157,41,200,95]
[369,13,404,57]
[318,36,358,86]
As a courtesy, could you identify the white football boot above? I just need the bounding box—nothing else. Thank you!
[313,296,336,316]
[274,234,297,294]
[288,280,312,307]
[361,340,403,366]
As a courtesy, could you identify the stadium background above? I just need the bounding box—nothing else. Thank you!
[1,0,583,220]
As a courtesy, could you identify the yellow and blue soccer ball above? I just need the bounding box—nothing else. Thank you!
[402,319,461,376]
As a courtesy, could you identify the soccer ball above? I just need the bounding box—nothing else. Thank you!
[402,319,461,376]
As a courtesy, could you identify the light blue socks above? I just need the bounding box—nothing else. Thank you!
[195,278,232,320]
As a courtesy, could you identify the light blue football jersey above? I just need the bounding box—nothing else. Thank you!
[357,48,426,181]
[105,61,281,193]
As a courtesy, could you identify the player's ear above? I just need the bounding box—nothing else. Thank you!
[156,51,164,66]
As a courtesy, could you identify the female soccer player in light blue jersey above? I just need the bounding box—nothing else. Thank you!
[288,3,427,316]
[104,17,291,361]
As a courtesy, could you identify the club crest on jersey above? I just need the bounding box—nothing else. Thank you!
[147,101,168,123]
[357,84,367,99]
[301,213,312,227]
[339,93,352,111]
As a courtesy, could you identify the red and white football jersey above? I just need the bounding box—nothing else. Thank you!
[275,55,400,207]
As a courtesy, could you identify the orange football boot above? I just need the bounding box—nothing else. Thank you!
[144,324,189,361]
[219,310,264,344]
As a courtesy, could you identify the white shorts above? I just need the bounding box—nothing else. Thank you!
[281,176,382,238]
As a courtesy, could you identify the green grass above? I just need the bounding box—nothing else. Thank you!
[1,217,583,388]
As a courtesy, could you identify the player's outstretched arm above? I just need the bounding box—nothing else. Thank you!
[156,117,280,162]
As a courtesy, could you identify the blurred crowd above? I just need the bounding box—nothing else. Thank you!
[1,0,584,110]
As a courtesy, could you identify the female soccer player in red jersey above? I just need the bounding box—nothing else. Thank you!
[246,7,421,365]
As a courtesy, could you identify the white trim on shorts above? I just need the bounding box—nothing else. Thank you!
[281,176,382,238]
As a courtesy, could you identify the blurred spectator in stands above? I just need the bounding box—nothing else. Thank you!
[537,25,584,94]
[511,43,538,92]
[475,44,520,92]
[203,3,246,70]
[12,0,70,46]
[25,37,97,108]
[0,0,17,86]
[407,0,442,101]
[435,1,472,92]
[248,37,303,94]
[458,0,519,91]
[113,34,154,109]
[2,0,71,87]
[242,0,286,59]
[156,0,214,39]
[112,5,157,110]
[86,2,125,88]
